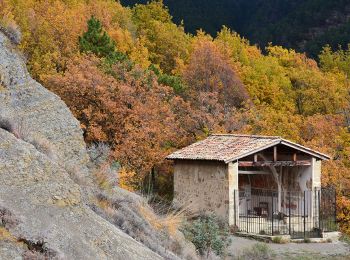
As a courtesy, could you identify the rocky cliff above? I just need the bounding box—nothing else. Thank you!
[0,31,162,259]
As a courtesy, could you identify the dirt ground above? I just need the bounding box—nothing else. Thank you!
[228,236,350,259]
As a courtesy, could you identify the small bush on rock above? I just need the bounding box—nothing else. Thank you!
[182,214,231,257]
[27,135,56,160]
[0,116,56,160]
[87,143,119,191]
[0,15,21,45]
[87,142,111,168]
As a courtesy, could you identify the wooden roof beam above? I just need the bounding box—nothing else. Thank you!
[238,160,311,167]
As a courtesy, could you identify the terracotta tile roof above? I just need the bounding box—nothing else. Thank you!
[166,134,330,163]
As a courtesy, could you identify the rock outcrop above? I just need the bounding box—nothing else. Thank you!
[0,31,162,259]
[0,31,89,171]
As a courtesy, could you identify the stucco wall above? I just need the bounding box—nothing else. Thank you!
[228,162,239,226]
[312,158,322,188]
[173,160,230,221]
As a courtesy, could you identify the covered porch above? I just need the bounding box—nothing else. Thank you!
[231,144,336,238]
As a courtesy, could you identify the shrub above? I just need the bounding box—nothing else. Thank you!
[27,135,56,160]
[272,236,286,244]
[0,207,18,229]
[0,16,21,45]
[87,143,119,191]
[182,214,231,257]
[87,142,112,168]
[0,70,6,90]
[236,243,274,260]
[0,116,56,160]
[259,230,266,235]
[304,237,311,243]
[340,234,350,245]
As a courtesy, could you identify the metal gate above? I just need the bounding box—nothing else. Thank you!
[236,187,336,238]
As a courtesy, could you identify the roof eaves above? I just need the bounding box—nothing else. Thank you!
[280,139,330,160]
[166,156,225,162]
[224,139,282,163]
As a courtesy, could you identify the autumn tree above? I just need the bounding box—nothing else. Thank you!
[131,0,190,74]
[182,39,249,134]
[47,55,183,189]
[319,44,350,77]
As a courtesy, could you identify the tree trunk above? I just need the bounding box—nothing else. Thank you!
[258,154,283,212]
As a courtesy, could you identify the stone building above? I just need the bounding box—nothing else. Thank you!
[167,134,335,238]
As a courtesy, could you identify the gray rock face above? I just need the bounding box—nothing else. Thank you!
[0,129,161,259]
[0,31,89,170]
[0,31,162,259]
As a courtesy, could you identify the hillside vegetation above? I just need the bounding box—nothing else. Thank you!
[122,0,350,58]
[1,0,350,234]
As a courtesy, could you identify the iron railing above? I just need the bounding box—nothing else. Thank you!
[235,187,336,238]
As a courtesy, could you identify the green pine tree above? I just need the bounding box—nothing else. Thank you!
[79,16,116,58]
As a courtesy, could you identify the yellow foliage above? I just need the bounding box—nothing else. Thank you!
[1,0,132,81]
[118,167,141,192]
[128,36,151,69]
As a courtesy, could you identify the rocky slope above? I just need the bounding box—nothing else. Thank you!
[0,31,162,259]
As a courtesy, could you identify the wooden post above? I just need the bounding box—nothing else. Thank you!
[273,146,277,162]
[293,153,297,162]
[254,154,258,162]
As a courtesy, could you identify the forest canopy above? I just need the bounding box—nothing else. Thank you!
[1,0,350,233]
[122,0,350,59]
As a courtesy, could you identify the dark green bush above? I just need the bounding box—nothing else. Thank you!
[158,74,187,94]
[182,214,231,257]
[149,64,187,94]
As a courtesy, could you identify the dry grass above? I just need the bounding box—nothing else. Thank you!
[90,191,199,260]
[87,143,119,192]
[0,116,30,140]
[0,227,16,242]
[0,116,56,160]
[139,198,194,236]
[64,161,90,187]
[27,135,56,160]
[93,164,117,192]
[235,243,275,260]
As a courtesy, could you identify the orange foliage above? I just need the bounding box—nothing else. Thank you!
[47,55,183,180]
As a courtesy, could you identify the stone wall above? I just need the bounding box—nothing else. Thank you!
[174,160,230,221]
